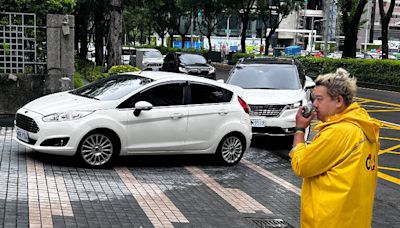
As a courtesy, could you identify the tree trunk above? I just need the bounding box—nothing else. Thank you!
[107,0,123,69]
[240,15,249,53]
[181,34,185,48]
[264,38,271,56]
[76,15,88,60]
[207,34,212,52]
[381,19,389,59]
[94,12,105,66]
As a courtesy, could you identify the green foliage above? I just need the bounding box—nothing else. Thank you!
[108,65,140,75]
[297,57,400,86]
[75,59,107,82]
[74,71,83,88]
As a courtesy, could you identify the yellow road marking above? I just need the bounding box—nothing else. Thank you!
[356,97,400,108]
[367,109,400,113]
[379,137,400,142]
[382,122,400,131]
[386,151,400,155]
[379,166,400,172]
[379,144,400,155]
[378,172,400,185]
[361,104,400,109]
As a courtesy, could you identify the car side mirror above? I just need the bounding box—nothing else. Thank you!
[133,101,153,116]
[305,76,315,90]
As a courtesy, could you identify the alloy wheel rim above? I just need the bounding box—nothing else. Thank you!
[221,136,243,163]
[81,134,113,166]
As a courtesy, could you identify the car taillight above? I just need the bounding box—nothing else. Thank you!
[238,96,250,114]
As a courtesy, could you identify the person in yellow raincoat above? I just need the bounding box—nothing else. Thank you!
[290,68,381,228]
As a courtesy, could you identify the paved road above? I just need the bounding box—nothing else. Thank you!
[0,67,397,227]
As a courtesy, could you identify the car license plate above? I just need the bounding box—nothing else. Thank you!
[16,127,29,143]
[251,118,265,127]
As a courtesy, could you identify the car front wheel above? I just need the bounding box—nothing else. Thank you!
[77,132,117,167]
[216,134,245,165]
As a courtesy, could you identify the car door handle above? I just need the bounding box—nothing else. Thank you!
[218,110,228,115]
[170,113,184,119]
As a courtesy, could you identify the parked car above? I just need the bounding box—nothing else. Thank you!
[162,52,216,80]
[122,47,136,65]
[226,57,315,139]
[130,48,163,71]
[14,71,251,167]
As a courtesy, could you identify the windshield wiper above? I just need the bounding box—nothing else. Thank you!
[246,87,278,89]
[73,93,100,100]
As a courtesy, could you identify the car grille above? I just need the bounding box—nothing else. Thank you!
[15,113,39,133]
[146,63,162,67]
[249,105,286,117]
[188,70,209,75]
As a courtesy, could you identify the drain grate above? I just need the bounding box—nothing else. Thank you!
[246,217,294,228]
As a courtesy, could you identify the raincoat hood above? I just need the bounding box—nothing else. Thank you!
[314,102,381,143]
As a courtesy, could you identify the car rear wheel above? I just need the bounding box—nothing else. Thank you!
[216,134,245,165]
[77,132,117,167]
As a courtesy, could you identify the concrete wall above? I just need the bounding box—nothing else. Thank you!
[0,74,44,114]
[45,14,75,94]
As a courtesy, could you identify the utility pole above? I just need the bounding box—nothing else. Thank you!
[323,0,330,57]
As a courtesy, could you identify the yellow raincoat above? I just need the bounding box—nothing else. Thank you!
[290,103,381,228]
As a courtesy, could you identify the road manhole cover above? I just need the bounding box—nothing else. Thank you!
[245,217,294,228]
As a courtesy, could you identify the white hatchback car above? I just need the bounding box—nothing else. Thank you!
[14,71,252,167]
[226,58,315,139]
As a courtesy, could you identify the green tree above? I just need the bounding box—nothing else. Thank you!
[378,0,396,59]
[257,0,303,55]
[226,0,257,53]
[337,0,368,58]
[197,0,227,51]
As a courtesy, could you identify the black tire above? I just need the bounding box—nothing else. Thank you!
[215,133,245,165]
[76,131,119,168]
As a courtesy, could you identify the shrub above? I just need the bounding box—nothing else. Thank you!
[74,72,83,88]
[108,65,140,75]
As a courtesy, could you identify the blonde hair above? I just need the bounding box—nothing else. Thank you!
[315,68,357,105]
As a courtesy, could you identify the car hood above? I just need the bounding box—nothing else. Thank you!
[241,89,305,105]
[23,92,115,115]
[143,58,163,63]
[185,63,211,68]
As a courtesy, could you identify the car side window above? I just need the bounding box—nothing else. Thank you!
[190,83,232,104]
[118,83,186,108]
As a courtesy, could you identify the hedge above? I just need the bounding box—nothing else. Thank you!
[230,53,400,87]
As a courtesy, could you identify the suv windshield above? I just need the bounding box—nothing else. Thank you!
[70,75,153,100]
[144,50,162,58]
[179,54,207,65]
[227,65,301,90]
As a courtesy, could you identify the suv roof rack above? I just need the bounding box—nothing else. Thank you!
[238,56,297,65]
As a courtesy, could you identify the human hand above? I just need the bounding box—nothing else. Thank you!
[295,106,315,128]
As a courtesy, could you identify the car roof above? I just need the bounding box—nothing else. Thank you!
[121,71,241,92]
[237,57,298,65]
[136,48,160,52]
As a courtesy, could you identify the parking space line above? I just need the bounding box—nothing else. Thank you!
[186,166,272,214]
[378,172,400,185]
[386,151,400,155]
[379,144,400,155]
[241,159,301,196]
[380,137,400,142]
[356,97,400,108]
[379,166,400,172]
[115,167,189,227]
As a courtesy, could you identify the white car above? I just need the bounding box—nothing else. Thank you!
[14,71,252,167]
[226,58,315,139]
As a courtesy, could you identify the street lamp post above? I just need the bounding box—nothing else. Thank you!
[311,18,326,52]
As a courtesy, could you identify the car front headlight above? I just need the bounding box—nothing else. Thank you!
[209,67,215,74]
[287,101,302,110]
[178,66,188,73]
[42,111,94,122]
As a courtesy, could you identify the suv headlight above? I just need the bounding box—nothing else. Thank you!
[42,111,94,122]
[178,66,188,73]
[287,101,302,110]
[209,66,215,74]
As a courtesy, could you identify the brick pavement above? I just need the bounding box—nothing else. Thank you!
[0,126,398,227]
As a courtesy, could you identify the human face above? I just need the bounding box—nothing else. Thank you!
[312,86,343,122]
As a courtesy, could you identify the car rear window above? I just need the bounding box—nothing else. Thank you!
[227,65,301,90]
[70,75,153,100]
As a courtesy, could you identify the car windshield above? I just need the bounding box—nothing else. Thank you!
[144,50,162,58]
[70,75,153,100]
[227,65,301,90]
[179,54,207,65]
